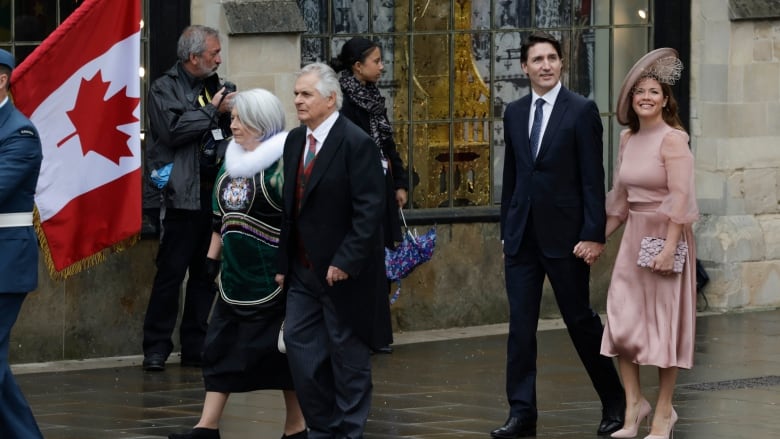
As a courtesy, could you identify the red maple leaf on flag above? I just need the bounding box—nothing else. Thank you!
[60,71,140,164]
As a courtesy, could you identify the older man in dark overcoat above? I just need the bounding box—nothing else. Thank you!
[275,62,389,439]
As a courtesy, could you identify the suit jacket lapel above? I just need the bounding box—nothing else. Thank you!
[536,87,570,161]
[284,128,306,213]
[512,95,533,164]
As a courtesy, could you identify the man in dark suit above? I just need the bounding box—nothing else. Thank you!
[0,49,44,439]
[492,32,625,438]
[275,62,389,439]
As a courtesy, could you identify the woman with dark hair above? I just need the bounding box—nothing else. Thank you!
[577,48,698,439]
[331,37,409,352]
[168,89,306,439]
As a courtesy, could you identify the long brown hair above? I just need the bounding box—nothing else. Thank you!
[626,80,685,133]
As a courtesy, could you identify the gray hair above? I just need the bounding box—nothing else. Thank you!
[232,88,286,142]
[297,62,343,110]
[177,25,219,62]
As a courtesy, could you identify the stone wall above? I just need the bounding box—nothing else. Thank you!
[12,220,625,363]
[191,0,303,127]
[14,0,774,365]
[10,0,307,364]
[385,221,621,331]
[12,242,158,363]
[691,0,780,309]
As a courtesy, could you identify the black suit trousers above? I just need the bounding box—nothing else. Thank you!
[284,263,373,439]
[503,220,623,420]
[143,207,215,360]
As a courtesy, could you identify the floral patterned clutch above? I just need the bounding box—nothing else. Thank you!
[637,237,688,274]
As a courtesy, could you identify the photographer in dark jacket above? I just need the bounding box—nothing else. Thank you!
[141,25,234,371]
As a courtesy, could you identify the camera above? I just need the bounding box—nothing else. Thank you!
[222,81,236,94]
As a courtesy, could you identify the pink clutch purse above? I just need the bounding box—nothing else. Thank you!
[637,237,688,273]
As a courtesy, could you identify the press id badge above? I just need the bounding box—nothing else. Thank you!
[381,157,389,175]
[211,128,225,141]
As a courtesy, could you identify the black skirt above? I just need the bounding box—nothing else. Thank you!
[202,295,294,393]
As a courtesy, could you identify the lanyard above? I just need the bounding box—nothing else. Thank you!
[197,87,213,107]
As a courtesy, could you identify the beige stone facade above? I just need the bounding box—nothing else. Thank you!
[12,0,780,364]
[691,0,780,310]
[190,0,780,319]
[191,0,302,129]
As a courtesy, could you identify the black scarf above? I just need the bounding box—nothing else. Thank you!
[339,70,393,153]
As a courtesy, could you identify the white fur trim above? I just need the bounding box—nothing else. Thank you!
[224,131,287,177]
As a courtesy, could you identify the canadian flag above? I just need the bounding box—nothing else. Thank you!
[11,0,141,276]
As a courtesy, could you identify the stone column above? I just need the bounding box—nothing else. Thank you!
[691,0,780,309]
[191,0,305,126]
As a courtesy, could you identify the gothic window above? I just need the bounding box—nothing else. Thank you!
[297,0,652,211]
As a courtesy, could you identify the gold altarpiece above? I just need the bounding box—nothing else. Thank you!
[392,0,491,208]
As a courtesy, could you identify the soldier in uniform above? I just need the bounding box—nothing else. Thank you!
[0,48,44,439]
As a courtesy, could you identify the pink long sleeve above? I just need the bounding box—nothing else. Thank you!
[658,130,699,224]
[605,130,631,222]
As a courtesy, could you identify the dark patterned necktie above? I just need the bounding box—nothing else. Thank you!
[304,134,316,168]
[297,134,318,213]
[529,98,545,158]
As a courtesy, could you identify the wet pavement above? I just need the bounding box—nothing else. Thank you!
[13,309,780,438]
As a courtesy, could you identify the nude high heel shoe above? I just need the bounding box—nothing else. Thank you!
[643,407,677,439]
[611,398,651,438]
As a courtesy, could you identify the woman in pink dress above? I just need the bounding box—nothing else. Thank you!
[579,48,698,439]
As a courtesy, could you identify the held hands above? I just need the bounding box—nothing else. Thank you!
[573,241,605,266]
[275,274,285,288]
[326,266,349,286]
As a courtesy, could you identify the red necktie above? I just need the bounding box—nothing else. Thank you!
[296,134,317,213]
[304,134,316,168]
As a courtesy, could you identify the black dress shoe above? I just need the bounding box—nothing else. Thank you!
[490,417,536,438]
[597,415,624,436]
[168,427,220,439]
[142,353,166,372]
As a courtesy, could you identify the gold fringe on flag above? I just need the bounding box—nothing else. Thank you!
[33,206,140,280]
